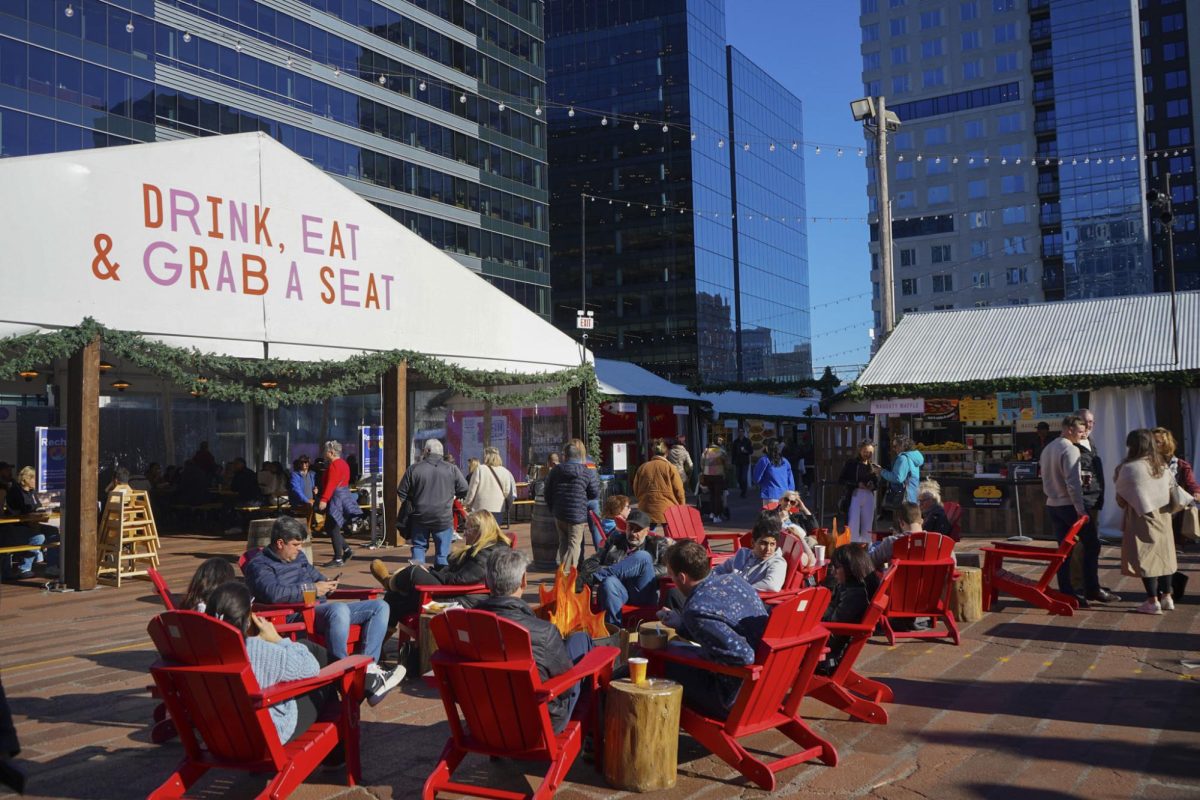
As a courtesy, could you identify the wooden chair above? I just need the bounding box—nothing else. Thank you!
[943,501,963,541]
[880,532,960,646]
[146,610,370,799]
[806,566,897,724]
[980,514,1085,616]
[645,587,838,791]
[424,608,619,800]
[662,504,742,564]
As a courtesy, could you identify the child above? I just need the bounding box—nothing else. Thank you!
[600,494,631,540]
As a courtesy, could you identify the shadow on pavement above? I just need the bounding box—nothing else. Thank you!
[983,621,1200,652]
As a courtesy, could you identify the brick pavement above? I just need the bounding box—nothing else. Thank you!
[0,497,1197,799]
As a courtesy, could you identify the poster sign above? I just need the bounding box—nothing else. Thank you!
[971,483,1005,508]
[923,399,960,421]
[870,399,925,415]
[959,396,998,423]
[724,419,739,429]
[996,392,1038,422]
[612,442,629,472]
[36,426,67,492]
[672,405,690,416]
[613,402,636,414]
[359,425,383,475]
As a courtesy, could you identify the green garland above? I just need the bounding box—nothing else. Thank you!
[1,318,602,460]
[845,368,1200,401]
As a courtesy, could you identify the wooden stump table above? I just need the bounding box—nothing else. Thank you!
[949,566,984,623]
[603,678,682,792]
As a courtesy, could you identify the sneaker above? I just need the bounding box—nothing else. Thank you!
[370,559,393,590]
[1134,598,1162,615]
[1160,594,1175,611]
[365,664,405,706]
[321,558,345,568]
[341,547,354,563]
[451,531,464,542]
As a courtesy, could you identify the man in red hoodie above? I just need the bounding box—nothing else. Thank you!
[316,440,362,567]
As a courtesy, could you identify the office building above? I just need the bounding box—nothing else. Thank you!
[858,0,1199,325]
[0,0,550,312]
[546,0,810,385]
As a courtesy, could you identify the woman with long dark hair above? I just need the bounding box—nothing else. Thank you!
[1115,429,1185,615]
[180,557,235,612]
[752,439,795,506]
[818,543,879,674]
[838,441,880,543]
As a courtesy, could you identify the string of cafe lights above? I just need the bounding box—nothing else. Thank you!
[69,2,1191,171]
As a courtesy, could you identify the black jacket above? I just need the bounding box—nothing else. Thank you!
[5,485,40,515]
[474,595,575,732]
[432,542,507,587]
[922,503,953,536]
[732,437,754,466]
[581,533,670,587]
[397,454,468,530]
[1076,442,1104,511]
[838,458,878,491]
[544,461,599,524]
[820,577,877,673]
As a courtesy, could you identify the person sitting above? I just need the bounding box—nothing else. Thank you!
[655,540,770,720]
[770,499,817,561]
[228,458,261,503]
[257,461,287,502]
[581,510,669,625]
[918,480,953,538]
[2,466,60,581]
[868,502,924,571]
[288,456,315,511]
[369,510,512,631]
[711,513,788,592]
[243,517,402,703]
[180,557,236,612]
[473,548,594,732]
[600,494,631,539]
[817,544,879,675]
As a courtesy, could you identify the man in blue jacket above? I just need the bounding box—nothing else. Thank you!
[244,517,402,704]
[545,441,600,573]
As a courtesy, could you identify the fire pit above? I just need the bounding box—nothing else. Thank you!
[536,567,620,650]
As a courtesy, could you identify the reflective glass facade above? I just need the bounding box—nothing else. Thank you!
[0,0,549,312]
[546,0,809,384]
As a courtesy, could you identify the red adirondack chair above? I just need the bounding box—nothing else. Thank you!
[148,567,176,609]
[759,532,813,605]
[662,504,742,564]
[645,587,838,790]
[806,566,897,724]
[146,610,370,799]
[980,514,1085,616]
[943,501,963,541]
[424,608,619,800]
[879,532,960,646]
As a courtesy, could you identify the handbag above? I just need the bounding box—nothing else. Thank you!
[881,483,905,512]
[1181,505,1200,543]
[837,488,852,517]
[395,499,413,541]
[486,465,514,523]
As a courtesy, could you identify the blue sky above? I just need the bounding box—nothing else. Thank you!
[725,1,874,381]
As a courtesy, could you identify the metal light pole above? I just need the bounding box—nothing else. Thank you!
[1148,175,1180,364]
[874,97,896,338]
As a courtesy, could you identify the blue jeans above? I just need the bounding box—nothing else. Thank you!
[1047,505,1084,595]
[314,599,389,662]
[560,631,594,727]
[586,499,604,551]
[1,525,59,575]
[410,523,453,567]
[594,550,659,624]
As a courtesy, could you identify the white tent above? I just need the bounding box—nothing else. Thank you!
[594,359,701,401]
[0,133,585,374]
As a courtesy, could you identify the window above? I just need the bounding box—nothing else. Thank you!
[1001,175,1025,194]
[896,190,916,208]
[923,67,946,87]
[927,185,952,204]
[927,158,950,175]
[1006,267,1028,285]
[863,52,881,71]
[1163,13,1185,33]
[1003,236,1027,255]
[960,1,979,21]
[1167,99,1190,118]
[932,274,953,292]
[901,307,919,314]
[963,60,983,79]
[865,79,881,95]
[922,38,945,58]
[995,52,1018,73]
[899,248,918,267]
[1164,42,1187,61]
[1168,127,1192,146]
[1000,143,1024,159]
[920,10,943,29]
[924,125,950,145]
[901,278,919,296]
[890,0,906,7]
[1165,70,1188,90]
[1144,75,1155,93]
[892,75,911,94]
[862,23,880,42]
[993,23,1017,44]
[964,120,985,139]
[896,161,915,179]
[1169,155,1194,173]
[969,179,988,198]
[961,30,981,50]
[1009,297,1030,306]
[891,17,907,36]
[993,0,1014,11]
[971,238,990,258]
[894,132,914,150]
[996,112,1022,133]
[892,45,910,65]
[933,304,954,311]
[931,244,952,263]
[1002,206,1026,224]
[1146,105,1157,123]
[861,0,878,12]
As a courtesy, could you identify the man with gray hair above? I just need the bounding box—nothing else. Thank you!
[396,438,468,566]
[316,439,363,567]
[474,549,594,732]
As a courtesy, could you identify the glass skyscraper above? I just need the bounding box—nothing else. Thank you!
[546,0,810,385]
[0,0,550,312]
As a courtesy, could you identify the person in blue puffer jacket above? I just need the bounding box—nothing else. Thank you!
[880,435,925,504]
[752,440,795,506]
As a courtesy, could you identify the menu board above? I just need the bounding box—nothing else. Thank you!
[958,397,998,423]
[924,399,960,421]
[996,391,1038,422]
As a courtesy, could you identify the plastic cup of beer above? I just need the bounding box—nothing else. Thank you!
[813,545,826,564]
[302,582,317,605]
[628,657,649,686]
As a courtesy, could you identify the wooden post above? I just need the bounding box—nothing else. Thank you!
[382,361,408,547]
[65,335,100,591]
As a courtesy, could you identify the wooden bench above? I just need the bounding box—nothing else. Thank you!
[0,541,61,557]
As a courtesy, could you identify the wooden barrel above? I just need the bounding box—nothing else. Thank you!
[530,499,558,568]
[246,518,313,564]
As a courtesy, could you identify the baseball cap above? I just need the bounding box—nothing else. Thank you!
[625,509,652,531]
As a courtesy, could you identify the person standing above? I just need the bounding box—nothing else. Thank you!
[463,446,517,517]
[396,439,468,567]
[838,441,879,543]
[731,428,754,499]
[667,436,694,489]
[752,440,795,506]
[1115,429,1185,614]
[632,439,686,526]
[1077,409,1118,603]
[700,436,730,523]
[545,440,600,573]
[315,441,362,568]
[1039,416,1088,603]
[880,435,925,506]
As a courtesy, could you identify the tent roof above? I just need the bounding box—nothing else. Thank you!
[0,133,586,375]
[700,391,819,419]
[594,359,701,402]
[858,291,1200,389]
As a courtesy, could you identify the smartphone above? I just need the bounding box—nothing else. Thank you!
[333,572,342,581]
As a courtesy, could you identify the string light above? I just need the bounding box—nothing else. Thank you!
[718,138,724,148]
[568,106,575,117]
[459,93,467,104]
[815,146,821,155]
[632,121,640,130]
[769,142,776,152]
[125,19,134,34]
[662,124,669,133]
[690,132,696,141]
[857,147,864,157]
[378,74,386,84]
[535,106,542,116]
[419,80,426,91]
[791,141,798,150]
[836,148,843,157]
[64,3,74,17]
[601,116,608,126]
[743,142,750,151]
[183,31,191,43]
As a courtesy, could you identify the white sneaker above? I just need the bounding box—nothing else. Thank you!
[1160,594,1175,611]
[1134,598,1162,615]
[365,663,405,706]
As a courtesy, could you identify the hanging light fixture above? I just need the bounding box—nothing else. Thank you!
[260,378,279,389]
[99,361,113,372]
[111,379,131,392]
[18,370,38,382]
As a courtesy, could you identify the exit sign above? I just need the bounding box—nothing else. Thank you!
[576,316,594,330]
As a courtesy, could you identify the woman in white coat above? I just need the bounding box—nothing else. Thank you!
[464,446,516,519]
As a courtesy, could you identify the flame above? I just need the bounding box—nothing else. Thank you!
[537,567,609,638]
